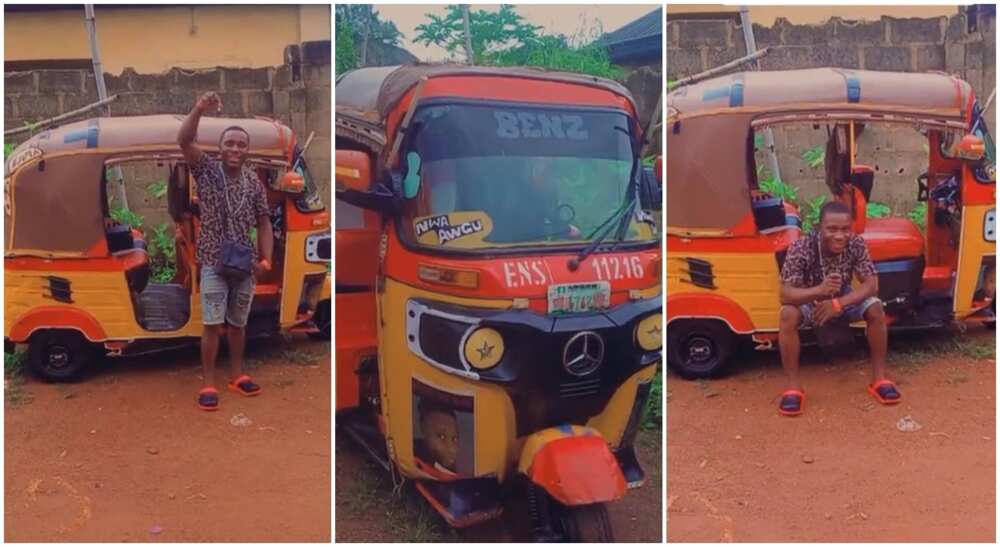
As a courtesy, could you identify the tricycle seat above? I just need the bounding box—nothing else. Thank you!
[863,217,924,262]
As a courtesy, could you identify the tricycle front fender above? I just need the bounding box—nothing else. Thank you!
[518,425,626,506]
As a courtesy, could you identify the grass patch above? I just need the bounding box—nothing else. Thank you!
[5,352,32,406]
[281,348,320,366]
[641,368,662,431]
[892,343,939,372]
[336,437,453,542]
[951,337,995,360]
[889,331,995,372]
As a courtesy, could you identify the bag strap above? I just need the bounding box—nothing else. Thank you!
[217,162,247,241]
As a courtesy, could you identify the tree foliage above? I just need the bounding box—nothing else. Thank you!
[415,5,541,63]
[334,5,402,74]
[415,4,622,79]
[335,18,357,77]
[335,5,403,47]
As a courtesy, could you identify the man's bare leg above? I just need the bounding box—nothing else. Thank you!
[227,325,246,381]
[201,325,223,388]
[864,302,889,382]
[778,305,804,390]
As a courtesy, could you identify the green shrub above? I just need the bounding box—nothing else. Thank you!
[801,145,825,169]
[801,195,827,232]
[908,202,928,232]
[759,176,798,203]
[146,179,167,200]
[110,207,144,229]
[866,202,892,218]
[642,369,662,431]
[148,222,176,284]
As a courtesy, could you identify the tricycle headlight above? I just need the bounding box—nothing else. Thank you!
[463,327,504,370]
[635,314,662,351]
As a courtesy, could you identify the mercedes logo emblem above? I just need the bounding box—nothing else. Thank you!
[563,331,605,377]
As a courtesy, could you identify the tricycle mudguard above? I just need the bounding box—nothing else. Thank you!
[518,425,626,506]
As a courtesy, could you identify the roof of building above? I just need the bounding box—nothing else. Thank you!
[600,8,662,64]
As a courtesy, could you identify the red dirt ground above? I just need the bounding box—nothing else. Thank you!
[667,326,995,542]
[4,336,331,542]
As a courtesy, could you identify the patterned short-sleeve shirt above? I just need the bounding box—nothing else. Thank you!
[780,231,877,293]
[190,155,269,267]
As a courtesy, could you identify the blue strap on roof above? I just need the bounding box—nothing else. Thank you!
[729,82,744,107]
[702,78,744,107]
[702,86,731,102]
[843,71,861,103]
[63,119,100,148]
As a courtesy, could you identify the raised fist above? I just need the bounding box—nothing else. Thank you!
[195,91,222,114]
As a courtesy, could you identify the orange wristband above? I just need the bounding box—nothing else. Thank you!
[832,298,843,313]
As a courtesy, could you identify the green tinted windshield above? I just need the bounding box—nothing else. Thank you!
[398,102,655,251]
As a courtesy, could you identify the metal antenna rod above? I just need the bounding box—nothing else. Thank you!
[84,4,129,209]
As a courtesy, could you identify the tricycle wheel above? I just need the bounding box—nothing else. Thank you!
[27,330,97,382]
[556,502,613,542]
[308,299,331,341]
[667,320,735,379]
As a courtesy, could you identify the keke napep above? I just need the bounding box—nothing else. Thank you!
[4,115,331,380]
[666,68,996,379]
[335,64,662,540]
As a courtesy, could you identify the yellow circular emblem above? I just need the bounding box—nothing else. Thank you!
[464,327,505,370]
[635,314,662,351]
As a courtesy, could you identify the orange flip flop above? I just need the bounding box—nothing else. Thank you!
[228,375,262,397]
[778,388,805,416]
[868,379,902,405]
[198,387,220,411]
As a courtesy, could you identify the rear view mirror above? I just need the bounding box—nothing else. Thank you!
[335,149,397,214]
[956,134,986,161]
[279,171,305,193]
[335,150,372,192]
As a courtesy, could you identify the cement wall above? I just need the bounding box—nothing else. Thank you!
[4,5,331,73]
[620,65,663,155]
[4,40,331,229]
[668,9,995,213]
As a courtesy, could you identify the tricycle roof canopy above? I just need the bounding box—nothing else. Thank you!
[668,68,974,122]
[6,114,295,170]
[4,114,295,259]
[336,63,638,127]
[666,68,979,233]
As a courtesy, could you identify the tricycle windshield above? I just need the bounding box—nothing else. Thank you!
[398,101,653,252]
[292,157,326,212]
[971,101,996,167]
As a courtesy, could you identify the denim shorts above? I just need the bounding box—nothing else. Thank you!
[799,295,881,328]
[200,267,255,327]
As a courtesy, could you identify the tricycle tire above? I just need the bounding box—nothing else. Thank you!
[27,330,97,382]
[667,319,735,379]
[556,502,613,542]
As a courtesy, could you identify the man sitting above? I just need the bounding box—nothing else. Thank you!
[777,201,902,416]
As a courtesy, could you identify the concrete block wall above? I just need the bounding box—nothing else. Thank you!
[4,40,331,229]
[620,65,663,155]
[668,10,995,213]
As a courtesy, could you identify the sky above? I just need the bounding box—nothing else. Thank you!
[375,4,660,62]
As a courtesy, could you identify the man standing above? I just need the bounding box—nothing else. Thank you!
[178,91,273,411]
[777,201,901,416]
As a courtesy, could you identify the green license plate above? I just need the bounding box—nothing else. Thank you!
[547,282,611,315]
